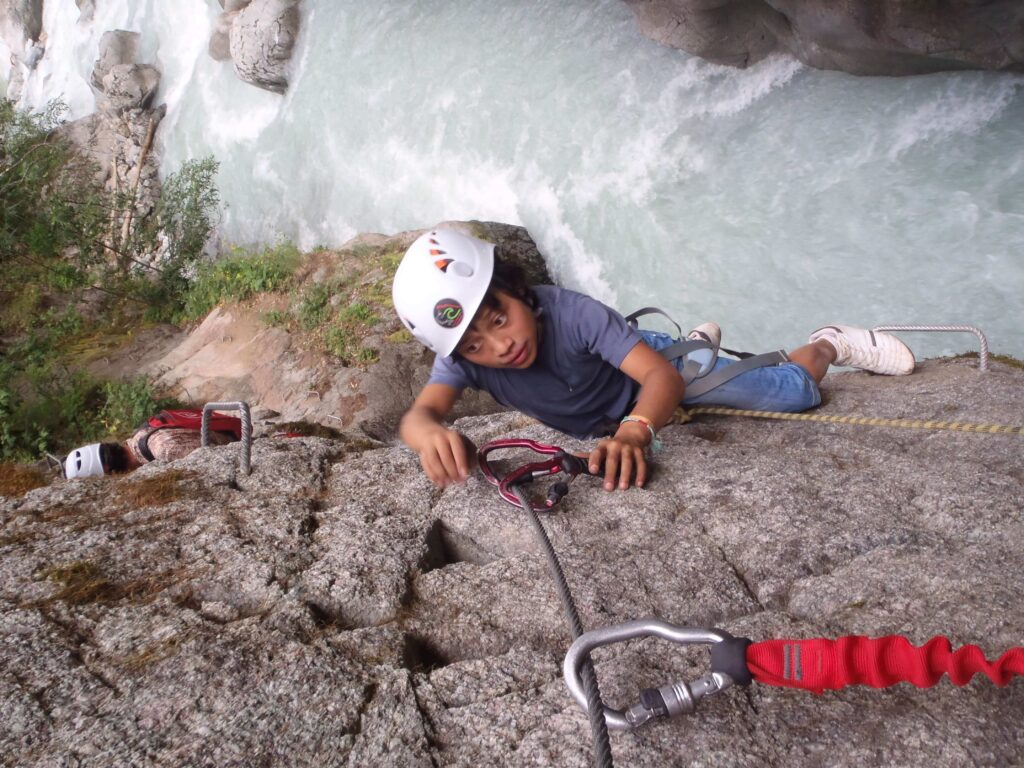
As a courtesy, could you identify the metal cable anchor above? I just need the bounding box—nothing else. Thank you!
[201,401,253,475]
[563,618,736,731]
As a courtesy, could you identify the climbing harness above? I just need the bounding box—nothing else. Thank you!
[564,619,1024,731]
[625,307,789,398]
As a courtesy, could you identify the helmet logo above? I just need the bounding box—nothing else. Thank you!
[434,299,464,329]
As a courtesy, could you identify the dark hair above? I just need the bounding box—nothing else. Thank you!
[479,250,538,312]
[99,442,130,473]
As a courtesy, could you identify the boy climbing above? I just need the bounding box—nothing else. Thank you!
[394,228,915,493]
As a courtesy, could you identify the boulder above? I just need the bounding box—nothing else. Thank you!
[90,29,139,91]
[0,0,43,59]
[228,0,300,94]
[96,222,545,440]
[100,63,160,111]
[208,10,237,62]
[75,0,95,23]
[622,0,1024,75]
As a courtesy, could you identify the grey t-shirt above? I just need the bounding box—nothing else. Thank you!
[427,285,642,438]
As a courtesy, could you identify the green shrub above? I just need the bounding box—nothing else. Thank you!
[181,243,301,320]
[261,309,288,327]
[100,378,163,436]
[341,302,379,325]
[323,325,352,359]
[295,281,335,330]
[1,99,107,310]
[0,101,219,460]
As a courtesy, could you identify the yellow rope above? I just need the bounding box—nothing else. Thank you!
[676,406,1024,436]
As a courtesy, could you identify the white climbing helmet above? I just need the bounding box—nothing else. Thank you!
[392,228,495,356]
[65,443,105,479]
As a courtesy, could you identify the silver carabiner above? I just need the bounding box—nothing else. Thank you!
[562,618,736,731]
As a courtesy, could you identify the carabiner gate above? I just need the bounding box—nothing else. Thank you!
[562,618,737,731]
[478,438,591,511]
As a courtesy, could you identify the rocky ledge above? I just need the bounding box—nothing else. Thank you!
[622,0,1024,75]
[2,355,1022,766]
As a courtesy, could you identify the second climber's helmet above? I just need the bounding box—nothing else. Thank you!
[65,443,105,479]
[392,228,495,356]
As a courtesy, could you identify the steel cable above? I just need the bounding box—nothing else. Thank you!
[510,484,614,768]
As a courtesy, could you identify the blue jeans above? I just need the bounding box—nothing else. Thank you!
[637,331,821,412]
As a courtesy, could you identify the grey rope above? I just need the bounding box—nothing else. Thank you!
[509,484,614,768]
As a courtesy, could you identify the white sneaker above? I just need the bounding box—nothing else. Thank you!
[809,325,915,376]
[687,321,721,349]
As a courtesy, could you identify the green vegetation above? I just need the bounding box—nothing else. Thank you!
[252,245,405,366]
[0,99,221,461]
[295,280,336,330]
[181,242,301,321]
[0,98,406,462]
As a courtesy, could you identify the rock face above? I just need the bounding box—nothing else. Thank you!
[622,0,1024,75]
[2,356,1022,765]
[51,29,166,266]
[0,0,45,99]
[0,0,42,57]
[226,0,301,94]
[90,30,160,113]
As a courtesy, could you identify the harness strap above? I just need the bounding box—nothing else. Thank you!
[625,306,682,338]
[626,306,788,397]
[136,427,161,463]
[683,350,790,398]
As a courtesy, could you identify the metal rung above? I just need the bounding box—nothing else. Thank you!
[201,401,253,475]
[872,325,990,372]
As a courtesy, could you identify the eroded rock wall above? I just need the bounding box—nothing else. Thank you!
[2,357,1022,765]
[623,0,1024,75]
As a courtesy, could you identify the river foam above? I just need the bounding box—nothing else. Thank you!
[14,0,1024,358]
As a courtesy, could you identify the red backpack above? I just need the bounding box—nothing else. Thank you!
[137,409,242,462]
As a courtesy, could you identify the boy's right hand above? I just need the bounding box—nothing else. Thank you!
[416,426,476,487]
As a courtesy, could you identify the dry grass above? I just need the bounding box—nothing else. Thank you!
[115,469,197,508]
[40,561,125,605]
[0,464,50,498]
[119,637,184,671]
[40,560,190,606]
[273,421,345,439]
[953,351,1024,370]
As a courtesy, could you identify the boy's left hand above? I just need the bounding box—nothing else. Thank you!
[589,425,649,491]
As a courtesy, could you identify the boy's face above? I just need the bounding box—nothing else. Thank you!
[455,290,538,369]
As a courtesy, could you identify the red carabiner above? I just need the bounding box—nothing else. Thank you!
[478,438,591,511]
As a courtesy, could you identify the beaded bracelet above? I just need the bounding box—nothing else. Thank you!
[619,414,662,454]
